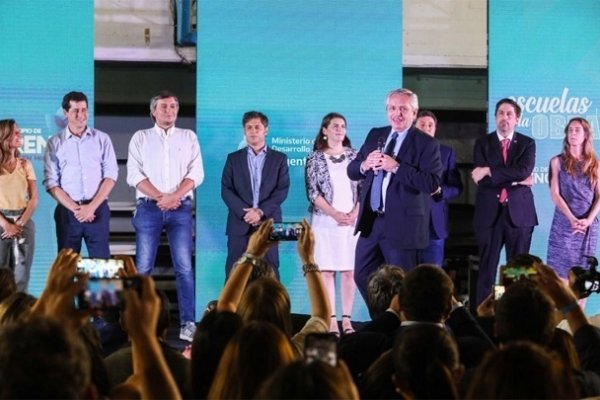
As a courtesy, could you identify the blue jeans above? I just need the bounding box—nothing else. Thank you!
[133,198,195,324]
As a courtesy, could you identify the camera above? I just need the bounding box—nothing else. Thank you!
[77,258,124,278]
[570,256,600,299]
[76,277,141,310]
[269,222,302,241]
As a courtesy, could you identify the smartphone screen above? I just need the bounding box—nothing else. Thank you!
[304,333,338,366]
[76,277,140,310]
[77,258,124,278]
[269,222,302,241]
[494,284,505,300]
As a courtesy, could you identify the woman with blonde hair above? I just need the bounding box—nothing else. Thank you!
[0,119,38,291]
[547,117,600,278]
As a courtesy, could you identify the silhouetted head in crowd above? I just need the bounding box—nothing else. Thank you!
[208,321,295,399]
[238,277,293,337]
[0,292,36,326]
[359,350,399,400]
[191,310,243,399]
[366,264,405,319]
[467,341,578,399]
[0,315,92,399]
[399,264,453,322]
[257,359,359,399]
[495,280,555,345]
[0,268,16,303]
[392,324,461,399]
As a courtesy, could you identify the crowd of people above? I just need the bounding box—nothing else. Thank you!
[0,220,599,398]
[1,86,600,397]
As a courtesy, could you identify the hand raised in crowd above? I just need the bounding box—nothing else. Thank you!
[297,219,316,265]
[113,254,138,277]
[476,291,496,318]
[246,218,274,258]
[121,275,160,341]
[534,262,578,309]
[30,248,92,331]
[120,275,181,399]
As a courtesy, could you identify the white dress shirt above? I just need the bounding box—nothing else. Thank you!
[126,124,204,199]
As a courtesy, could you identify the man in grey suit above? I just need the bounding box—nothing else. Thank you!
[221,111,290,278]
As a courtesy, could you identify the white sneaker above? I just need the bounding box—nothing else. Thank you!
[179,321,196,342]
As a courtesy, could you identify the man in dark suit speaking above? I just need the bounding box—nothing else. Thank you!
[471,98,537,306]
[221,111,290,279]
[348,88,443,302]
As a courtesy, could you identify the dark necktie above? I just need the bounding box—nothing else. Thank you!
[370,132,398,212]
[499,138,510,203]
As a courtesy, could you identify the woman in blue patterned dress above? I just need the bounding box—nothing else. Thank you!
[547,117,600,278]
[305,113,359,335]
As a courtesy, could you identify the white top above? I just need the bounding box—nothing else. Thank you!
[126,124,204,199]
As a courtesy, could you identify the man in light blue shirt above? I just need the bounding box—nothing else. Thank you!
[43,91,118,258]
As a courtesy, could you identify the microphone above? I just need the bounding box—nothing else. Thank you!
[374,136,386,176]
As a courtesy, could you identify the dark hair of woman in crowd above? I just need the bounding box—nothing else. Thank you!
[207,320,295,399]
[392,324,461,399]
[257,359,359,399]
[466,341,578,399]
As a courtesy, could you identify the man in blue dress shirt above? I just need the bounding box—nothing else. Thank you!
[43,91,118,258]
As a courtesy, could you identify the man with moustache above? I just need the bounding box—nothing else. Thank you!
[471,98,537,307]
[347,88,443,302]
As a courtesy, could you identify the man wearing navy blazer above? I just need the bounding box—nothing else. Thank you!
[471,98,537,306]
[221,111,290,278]
[348,89,443,301]
[415,110,463,266]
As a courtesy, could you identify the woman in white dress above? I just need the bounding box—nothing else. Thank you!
[305,113,359,335]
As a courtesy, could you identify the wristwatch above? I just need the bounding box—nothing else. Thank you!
[236,252,261,267]
[302,262,320,276]
[15,220,24,227]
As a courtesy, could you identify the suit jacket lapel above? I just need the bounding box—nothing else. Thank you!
[236,149,252,201]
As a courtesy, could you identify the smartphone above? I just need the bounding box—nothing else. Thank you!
[76,277,141,310]
[500,265,538,286]
[269,222,303,241]
[304,333,338,366]
[77,258,124,278]
[494,284,505,300]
